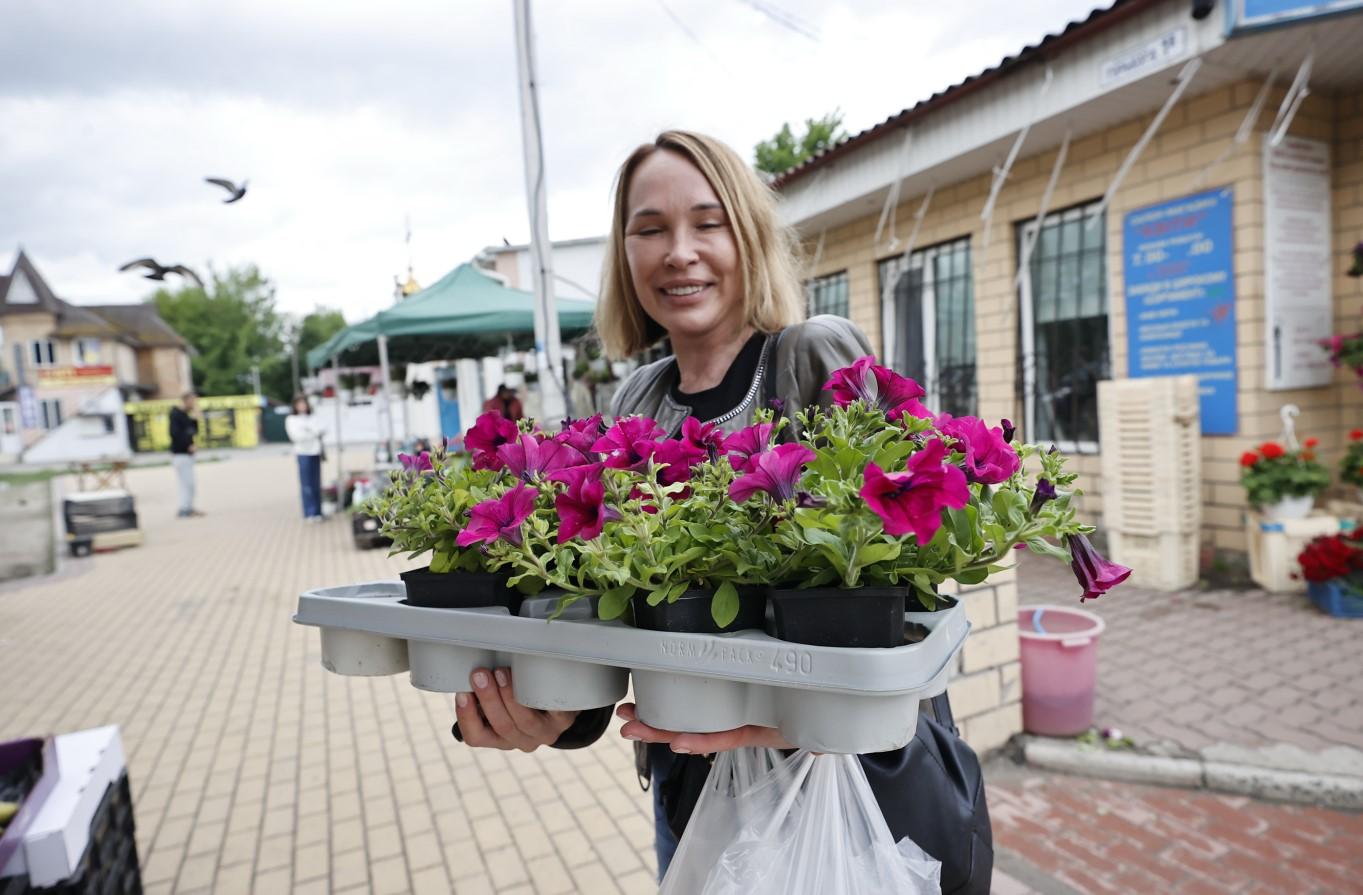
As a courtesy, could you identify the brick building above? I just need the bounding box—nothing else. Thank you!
[776,0,1363,751]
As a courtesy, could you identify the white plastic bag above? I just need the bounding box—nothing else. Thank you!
[660,748,941,895]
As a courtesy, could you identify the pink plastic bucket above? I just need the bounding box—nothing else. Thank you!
[1017,605,1106,736]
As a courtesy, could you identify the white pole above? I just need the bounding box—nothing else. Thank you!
[331,355,343,497]
[512,0,568,421]
[377,334,396,461]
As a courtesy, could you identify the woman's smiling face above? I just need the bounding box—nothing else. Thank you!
[623,149,743,343]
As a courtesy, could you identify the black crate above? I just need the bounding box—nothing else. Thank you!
[0,775,141,895]
[64,514,139,538]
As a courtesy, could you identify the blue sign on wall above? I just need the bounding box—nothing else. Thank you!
[1230,0,1363,33]
[1123,188,1238,435]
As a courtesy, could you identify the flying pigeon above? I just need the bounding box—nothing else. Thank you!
[204,177,247,203]
[118,258,204,289]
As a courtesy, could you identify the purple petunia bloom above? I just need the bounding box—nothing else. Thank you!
[397,450,433,474]
[647,437,708,486]
[496,433,589,482]
[456,484,537,547]
[1001,419,1016,443]
[1030,477,1057,513]
[823,356,934,421]
[464,412,520,471]
[938,414,1021,485]
[592,416,667,470]
[555,414,606,455]
[551,464,618,543]
[681,417,725,461]
[1067,534,1132,601]
[859,439,970,543]
[723,422,774,474]
[729,443,816,503]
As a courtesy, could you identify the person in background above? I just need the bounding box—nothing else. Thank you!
[481,383,524,421]
[168,391,202,518]
[285,395,325,522]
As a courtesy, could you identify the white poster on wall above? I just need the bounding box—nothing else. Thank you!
[1263,135,1333,391]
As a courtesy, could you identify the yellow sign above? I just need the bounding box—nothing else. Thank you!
[37,365,117,388]
[125,394,263,452]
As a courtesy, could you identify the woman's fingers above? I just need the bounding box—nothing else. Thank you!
[469,669,538,751]
[455,691,511,750]
[615,703,675,745]
[496,669,576,741]
[615,703,794,753]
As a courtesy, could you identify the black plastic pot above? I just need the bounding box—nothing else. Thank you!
[631,587,768,634]
[400,567,522,614]
[768,586,907,648]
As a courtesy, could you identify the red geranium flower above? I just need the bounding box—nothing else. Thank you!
[1304,437,1319,449]
[1239,451,1259,468]
[1350,429,1363,442]
[1259,442,1285,460]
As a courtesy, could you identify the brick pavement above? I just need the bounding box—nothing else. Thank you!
[1015,550,1363,766]
[988,762,1363,895]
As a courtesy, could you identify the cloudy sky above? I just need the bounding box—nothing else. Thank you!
[0,0,1108,322]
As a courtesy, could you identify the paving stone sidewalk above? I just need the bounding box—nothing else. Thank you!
[1015,550,1363,774]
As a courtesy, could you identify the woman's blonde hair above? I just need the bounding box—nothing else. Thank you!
[595,130,806,359]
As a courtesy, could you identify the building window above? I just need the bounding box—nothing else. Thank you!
[40,399,63,430]
[1016,201,1109,451]
[30,340,56,367]
[877,238,976,417]
[75,338,101,366]
[806,271,849,318]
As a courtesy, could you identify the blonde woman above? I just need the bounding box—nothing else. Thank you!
[455,131,883,879]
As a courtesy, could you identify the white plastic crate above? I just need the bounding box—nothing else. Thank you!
[1246,512,1342,594]
[1106,529,1200,591]
[1097,376,1201,534]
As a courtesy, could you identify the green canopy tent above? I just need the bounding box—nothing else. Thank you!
[307,263,597,369]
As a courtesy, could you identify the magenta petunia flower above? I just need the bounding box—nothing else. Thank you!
[555,414,606,455]
[823,356,933,421]
[938,414,1021,485]
[456,484,537,547]
[592,416,667,470]
[730,443,817,503]
[647,437,708,486]
[860,439,970,542]
[397,450,433,474]
[723,422,774,474]
[465,412,520,471]
[1067,534,1132,601]
[681,417,725,460]
[551,464,618,543]
[496,433,588,482]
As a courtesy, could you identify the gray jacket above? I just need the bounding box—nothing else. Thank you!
[608,315,874,436]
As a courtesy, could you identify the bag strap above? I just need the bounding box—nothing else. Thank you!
[761,328,787,411]
[930,692,959,737]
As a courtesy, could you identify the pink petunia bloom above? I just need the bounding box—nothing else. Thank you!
[496,433,589,482]
[1067,534,1132,602]
[465,412,520,471]
[554,414,606,455]
[730,443,817,503]
[723,422,774,474]
[647,438,708,486]
[859,439,970,543]
[592,416,667,470]
[681,417,725,459]
[456,484,537,547]
[397,451,433,474]
[551,464,618,543]
[937,414,1021,485]
[823,356,934,421]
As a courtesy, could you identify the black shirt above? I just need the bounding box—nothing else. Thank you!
[169,407,198,454]
[668,331,765,423]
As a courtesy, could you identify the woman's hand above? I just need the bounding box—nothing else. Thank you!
[615,703,794,753]
[455,667,577,752]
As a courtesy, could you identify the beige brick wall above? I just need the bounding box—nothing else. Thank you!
[145,346,193,398]
[799,79,1361,560]
[941,570,1022,754]
[0,312,63,378]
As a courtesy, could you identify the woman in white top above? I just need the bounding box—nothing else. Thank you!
[284,395,325,521]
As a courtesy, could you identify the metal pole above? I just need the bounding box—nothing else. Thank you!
[377,334,396,461]
[331,354,343,497]
[290,334,300,398]
[512,0,568,421]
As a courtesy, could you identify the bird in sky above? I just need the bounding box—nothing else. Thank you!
[204,177,248,203]
[118,259,204,289]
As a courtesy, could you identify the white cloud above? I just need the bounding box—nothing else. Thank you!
[1,0,1109,324]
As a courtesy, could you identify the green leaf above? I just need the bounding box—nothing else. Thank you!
[857,542,900,565]
[711,582,739,629]
[428,549,455,574]
[646,586,670,607]
[1025,538,1071,560]
[598,587,634,620]
[955,567,989,585]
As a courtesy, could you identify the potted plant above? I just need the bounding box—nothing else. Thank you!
[1341,428,1363,502]
[367,436,524,612]
[408,379,431,401]
[1297,530,1363,618]
[1239,439,1330,520]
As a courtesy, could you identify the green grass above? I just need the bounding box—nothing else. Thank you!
[0,469,62,486]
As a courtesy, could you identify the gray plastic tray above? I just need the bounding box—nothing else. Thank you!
[294,582,970,753]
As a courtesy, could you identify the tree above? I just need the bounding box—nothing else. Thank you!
[754,110,848,176]
[151,265,284,399]
[260,307,348,401]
